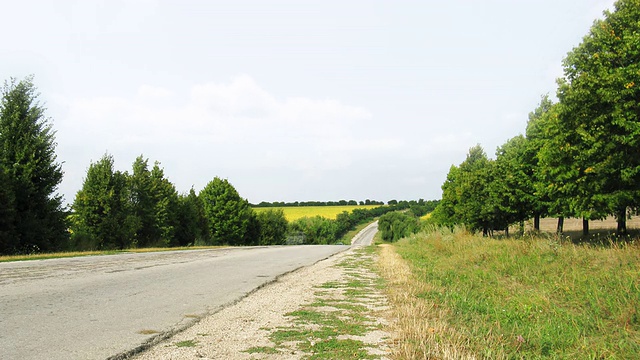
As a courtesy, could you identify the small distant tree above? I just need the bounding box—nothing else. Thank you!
[0,77,68,253]
[378,211,420,242]
[149,162,180,246]
[72,154,137,249]
[175,188,209,246]
[200,177,254,245]
[256,208,288,245]
[288,216,337,244]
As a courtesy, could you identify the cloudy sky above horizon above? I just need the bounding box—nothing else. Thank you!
[1,0,616,205]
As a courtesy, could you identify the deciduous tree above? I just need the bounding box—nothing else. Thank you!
[200,177,254,245]
[557,0,640,234]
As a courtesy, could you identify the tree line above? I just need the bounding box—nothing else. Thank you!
[430,0,640,237]
[0,76,426,254]
[253,199,385,207]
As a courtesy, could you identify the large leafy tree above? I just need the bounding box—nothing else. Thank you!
[200,177,254,245]
[72,154,137,249]
[525,95,555,230]
[491,135,535,234]
[0,77,68,253]
[456,145,496,235]
[431,164,460,228]
[534,102,579,233]
[175,188,209,246]
[557,0,640,234]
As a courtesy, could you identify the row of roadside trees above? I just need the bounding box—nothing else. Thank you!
[0,75,404,254]
[431,0,640,237]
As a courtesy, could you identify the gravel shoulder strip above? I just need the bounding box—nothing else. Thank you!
[131,246,392,360]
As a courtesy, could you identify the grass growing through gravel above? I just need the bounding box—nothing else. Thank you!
[245,247,389,359]
[383,227,640,359]
[174,340,198,348]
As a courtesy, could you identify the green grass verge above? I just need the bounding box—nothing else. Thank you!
[393,228,640,359]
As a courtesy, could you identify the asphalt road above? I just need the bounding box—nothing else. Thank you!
[0,244,355,360]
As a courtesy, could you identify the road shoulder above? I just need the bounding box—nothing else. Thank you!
[131,246,392,359]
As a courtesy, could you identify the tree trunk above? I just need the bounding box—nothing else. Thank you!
[505,226,509,238]
[556,217,564,234]
[617,208,627,235]
[519,221,525,236]
[534,214,540,231]
[582,218,589,237]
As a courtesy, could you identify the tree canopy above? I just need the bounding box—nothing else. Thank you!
[431,0,640,237]
[0,77,68,254]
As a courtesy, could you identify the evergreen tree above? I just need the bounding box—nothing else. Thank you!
[0,164,16,253]
[129,156,156,247]
[72,154,137,249]
[175,188,209,246]
[149,162,179,246]
[0,77,68,254]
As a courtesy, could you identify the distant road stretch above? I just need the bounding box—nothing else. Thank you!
[0,244,355,360]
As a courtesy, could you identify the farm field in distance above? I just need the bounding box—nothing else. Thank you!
[253,205,381,221]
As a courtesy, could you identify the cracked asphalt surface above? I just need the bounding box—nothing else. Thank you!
[0,245,348,360]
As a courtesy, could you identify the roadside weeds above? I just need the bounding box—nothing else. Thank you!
[377,243,476,360]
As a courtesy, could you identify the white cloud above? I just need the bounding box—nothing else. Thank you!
[55,75,395,202]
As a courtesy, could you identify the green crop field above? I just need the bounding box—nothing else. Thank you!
[253,205,380,221]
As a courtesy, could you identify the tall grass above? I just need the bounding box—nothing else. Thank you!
[383,228,640,359]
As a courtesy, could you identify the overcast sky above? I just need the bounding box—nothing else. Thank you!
[0,0,616,205]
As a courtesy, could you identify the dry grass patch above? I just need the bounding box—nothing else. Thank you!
[377,243,476,360]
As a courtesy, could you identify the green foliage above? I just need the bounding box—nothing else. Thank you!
[0,164,16,253]
[255,208,288,245]
[0,76,68,254]
[491,135,536,231]
[175,188,209,246]
[72,154,137,250]
[200,177,254,245]
[378,211,420,242]
[288,216,337,245]
[556,0,640,231]
[434,2,640,237]
[128,156,180,247]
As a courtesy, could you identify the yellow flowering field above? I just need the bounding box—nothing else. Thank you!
[253,205,380,221]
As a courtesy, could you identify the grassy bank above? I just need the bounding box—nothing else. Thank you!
[382,228,640,359]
